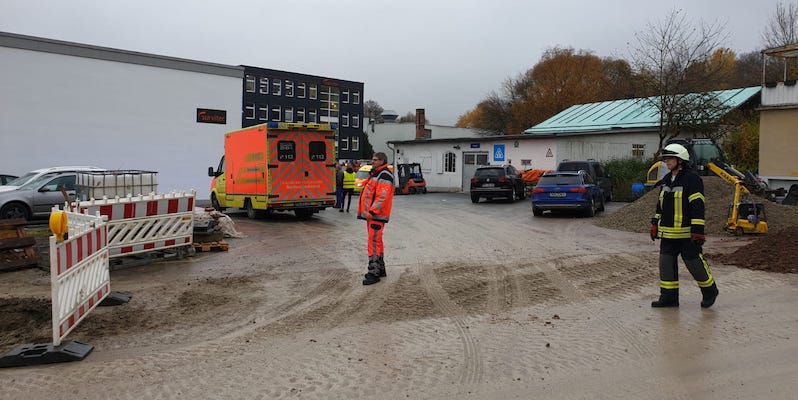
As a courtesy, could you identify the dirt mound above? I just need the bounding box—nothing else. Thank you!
[598,176,798,273]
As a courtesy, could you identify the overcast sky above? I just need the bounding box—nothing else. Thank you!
[1,0,787,125]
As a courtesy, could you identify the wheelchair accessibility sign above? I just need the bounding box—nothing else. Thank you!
[493,144,505,162]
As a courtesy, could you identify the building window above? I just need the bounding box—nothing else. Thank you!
[258,105,268,121]
[272,79,281,95]
[352,136,359,151]
[259,78,269,94]
[342,113,350,127]
[245,75,256,92]
[285,107,293,123]
[308,109,317,123]
[285,80,294,97]
[632,144,646,159]
[271,105,281,121]
[342,89,350,103]
[353,90,360,104]
[444,152,456,173]
[297,82,306,98]
[245,103,255,119]
[353,114,360,128]
[309,84,318,99]
[296,108,305,123]
[320,85,340,122]
[341,136,349,151]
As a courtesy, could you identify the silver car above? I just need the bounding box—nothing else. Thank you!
[0,171,84,220]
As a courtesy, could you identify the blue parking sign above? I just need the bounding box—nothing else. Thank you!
[493,144,505,162]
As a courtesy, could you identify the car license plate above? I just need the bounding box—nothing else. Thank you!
[482,183,494,188]
[549,192,566,197]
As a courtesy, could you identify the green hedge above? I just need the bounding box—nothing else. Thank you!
[605,158,655,202]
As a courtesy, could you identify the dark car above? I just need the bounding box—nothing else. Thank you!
[0,174,18,185]
[470,165,526,203]
[531,171,605,217]
[556,160,613,202]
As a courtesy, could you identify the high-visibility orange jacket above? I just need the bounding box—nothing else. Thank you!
[358,163,394,223]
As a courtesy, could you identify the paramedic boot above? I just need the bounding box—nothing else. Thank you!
[651,288,679,308]
[377,256,386,277]
[700,283,719,308]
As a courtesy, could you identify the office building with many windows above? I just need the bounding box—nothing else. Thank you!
[242,67,365,160]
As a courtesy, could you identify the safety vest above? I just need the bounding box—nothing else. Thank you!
[654,170,706,239]
[358,164,395,223]
[342,170,356,189]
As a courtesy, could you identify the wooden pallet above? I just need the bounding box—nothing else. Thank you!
[192,240,229,252]
[0,219,39,272]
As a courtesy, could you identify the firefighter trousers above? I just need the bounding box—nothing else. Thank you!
[658,238,715,290]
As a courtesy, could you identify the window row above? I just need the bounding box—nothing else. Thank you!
[245,75,360,104]
[244,103,360,127]
[339,136,360,152]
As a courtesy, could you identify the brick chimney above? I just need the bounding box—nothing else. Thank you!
[415,108,425,139]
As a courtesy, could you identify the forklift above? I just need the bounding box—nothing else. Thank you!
[395,163,427,195]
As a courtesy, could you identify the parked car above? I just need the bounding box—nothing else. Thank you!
[353,164,372,194]
[0,166,105,193]
[0,171,86,220]
[531,171,605,217]
[470,165,526,203]
[556,160,613,202]
[0,174,18,185]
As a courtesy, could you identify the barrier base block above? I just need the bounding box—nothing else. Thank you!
[100,291,132,306]
[0,341,94,368]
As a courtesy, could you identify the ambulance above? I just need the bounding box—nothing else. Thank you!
[208,122,336,219]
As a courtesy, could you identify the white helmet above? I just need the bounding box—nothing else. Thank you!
[661,143,690,161]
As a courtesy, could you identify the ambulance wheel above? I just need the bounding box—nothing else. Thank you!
[295,208,313,220]
[210,194,224,211]
[245,199,262,219]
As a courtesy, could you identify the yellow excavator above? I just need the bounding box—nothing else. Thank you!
[707,161,768,235]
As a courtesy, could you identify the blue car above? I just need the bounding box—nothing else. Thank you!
[531,171,605,217]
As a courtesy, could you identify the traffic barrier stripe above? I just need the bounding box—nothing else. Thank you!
[113,236,191,256]
[56,226,107,276]
[59,283,109,337]
[79,192,194,221]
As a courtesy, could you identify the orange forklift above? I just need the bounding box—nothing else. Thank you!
[395,163,427,194]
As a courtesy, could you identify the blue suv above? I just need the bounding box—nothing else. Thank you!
[531,171,605,217]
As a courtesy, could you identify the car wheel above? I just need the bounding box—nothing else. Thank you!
[0,202,31,220]
[519,184,526,200]
[532,207,543,216]
[471,194,479,203]
[508,186,516,202]
[606,189,613,202]
[598,196,605,212]
[210,193,224,211]
[584,198,596,217]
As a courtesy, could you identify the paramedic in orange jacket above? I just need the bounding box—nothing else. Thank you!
[358,152,395,285]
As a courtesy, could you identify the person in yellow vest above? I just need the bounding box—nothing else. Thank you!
[341,163,356,212]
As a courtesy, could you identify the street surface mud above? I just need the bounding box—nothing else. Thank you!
[1,193,796,399]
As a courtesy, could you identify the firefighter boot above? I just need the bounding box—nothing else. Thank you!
[700,283,719,308]
[651,288,679,308]
[377,256,386,277]
[363,259,381,285]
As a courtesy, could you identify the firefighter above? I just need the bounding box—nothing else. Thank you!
[650,143,719,308]
[358,152,395,285]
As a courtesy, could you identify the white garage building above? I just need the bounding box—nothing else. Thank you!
[0,32,243,198]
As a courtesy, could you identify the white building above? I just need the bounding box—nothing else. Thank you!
[0,32,243,198]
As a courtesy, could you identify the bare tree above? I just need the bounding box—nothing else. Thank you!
[762,2,798,48]
[630,8,729,152]
[762,2,798,80]
[363,99,384,123]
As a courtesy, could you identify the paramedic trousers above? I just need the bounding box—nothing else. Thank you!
[658,238,715,291]
[367,221,385,272]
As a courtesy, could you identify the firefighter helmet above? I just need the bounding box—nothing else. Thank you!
[661,143,690,161]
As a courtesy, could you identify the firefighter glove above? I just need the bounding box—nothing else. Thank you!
[650,225,658,241]
[691,233,706,245]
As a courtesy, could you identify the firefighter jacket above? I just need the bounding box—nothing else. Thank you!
[342,170,356,190]
[358,164,394,223]
[653,169,706,239]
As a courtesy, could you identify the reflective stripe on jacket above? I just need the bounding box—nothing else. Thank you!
[342,171,356,189]
[654,170,706,239]
[358,164,394,222]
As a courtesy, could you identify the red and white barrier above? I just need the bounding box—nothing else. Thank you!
[77,191,195,258]
[49,207,109,347]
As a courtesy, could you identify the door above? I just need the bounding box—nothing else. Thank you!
[462,152,489,192]
[32,174,76,215]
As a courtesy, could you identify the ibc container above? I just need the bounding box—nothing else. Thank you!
[76,170,158,200]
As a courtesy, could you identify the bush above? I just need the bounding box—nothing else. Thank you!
[605,158,655,202]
